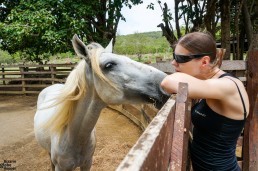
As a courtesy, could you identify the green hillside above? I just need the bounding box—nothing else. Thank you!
[114,31,172,55]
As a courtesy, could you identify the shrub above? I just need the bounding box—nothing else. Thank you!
[0,49,16,64]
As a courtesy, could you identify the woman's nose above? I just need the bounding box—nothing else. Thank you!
[171,59,177,66]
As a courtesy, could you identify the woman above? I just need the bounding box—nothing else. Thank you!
[161,32,249,171]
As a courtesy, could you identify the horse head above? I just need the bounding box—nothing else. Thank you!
[72,34,169,109]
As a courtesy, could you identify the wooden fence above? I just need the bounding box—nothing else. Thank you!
[0,58,257,170]
[0,64,75,94]
[0,60,247,95]
[116,82,191,171]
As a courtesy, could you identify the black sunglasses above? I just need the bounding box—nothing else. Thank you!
[173,52,213,63]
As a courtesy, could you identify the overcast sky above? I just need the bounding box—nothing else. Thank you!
[117,0,174,35]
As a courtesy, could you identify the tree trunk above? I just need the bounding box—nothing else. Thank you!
[234,0,244,60]
[220,0,231,60]
[175,0,182,39]
[157,2,178,49]
[242,0,253,48]
[204,0,217,36]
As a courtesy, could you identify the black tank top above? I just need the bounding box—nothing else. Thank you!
[190,73,246,171]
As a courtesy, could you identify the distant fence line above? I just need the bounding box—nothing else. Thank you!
[0,60,247,95]
[0,64,75,95]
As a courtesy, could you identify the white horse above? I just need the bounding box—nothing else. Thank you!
[34,34,169,171]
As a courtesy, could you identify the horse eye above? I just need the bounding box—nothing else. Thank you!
[104,62,116,69]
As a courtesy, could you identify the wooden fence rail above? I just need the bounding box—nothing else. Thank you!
[0,64,75,94]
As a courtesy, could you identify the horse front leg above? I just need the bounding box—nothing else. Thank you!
[49,153,55,171]
[80,159,92,171]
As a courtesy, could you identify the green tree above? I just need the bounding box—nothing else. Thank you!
[0,0,20,22]
[0,0,142,63]
[155,0,257,60]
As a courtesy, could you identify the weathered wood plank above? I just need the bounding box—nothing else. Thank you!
[0,91,24,94]
[0,84,22,88]
[0,90,41,94]
[116,97,176,171]
[141,104,159,120]
[243,48,258,171]
[0,72,23,75]
[109,105,147,131]
[19,67,26,94]
[0,71,69,75]
[24,84,50,88]
[150,62,176,74]
[150,60,246,74]
[0,85,48,89]
[0,78,64,82]
[170,83,191,171]
[247,94,258,171]
[238,161,243,170]
[1,64,76,68]
[108,104,158,131]
[236,136,243,158]
[220,60,247,70]
[237,136,243,147]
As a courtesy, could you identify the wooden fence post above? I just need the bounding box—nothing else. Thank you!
[170,82,191,171]
[1,65,5,85]
[50,65,56,84]
[19,66,26,95]
[243,35,258,171]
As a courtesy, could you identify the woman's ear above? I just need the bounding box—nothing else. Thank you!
[201,56,211,67]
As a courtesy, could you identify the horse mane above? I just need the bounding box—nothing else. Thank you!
[41,47,118,135]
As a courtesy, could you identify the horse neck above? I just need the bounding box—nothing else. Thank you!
[66,91,106,143]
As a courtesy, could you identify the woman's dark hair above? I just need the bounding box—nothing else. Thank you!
[175,31,217,63]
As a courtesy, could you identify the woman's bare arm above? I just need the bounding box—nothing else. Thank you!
[161,72,235,100]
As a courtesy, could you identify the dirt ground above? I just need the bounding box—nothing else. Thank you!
[0,95,142,171]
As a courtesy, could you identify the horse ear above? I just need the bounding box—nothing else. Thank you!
[72,34,90,62]
[104,38,113,53]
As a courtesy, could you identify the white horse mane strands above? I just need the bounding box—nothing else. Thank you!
[40,60,88,135]
[39,47,119,136]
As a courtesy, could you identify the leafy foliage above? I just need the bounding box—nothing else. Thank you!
[0,1,81,63]
[0,0,20,22]
[0,0,143,63]
[0,49,15,63]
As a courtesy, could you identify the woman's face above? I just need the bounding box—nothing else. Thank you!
[172,44,203,77]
